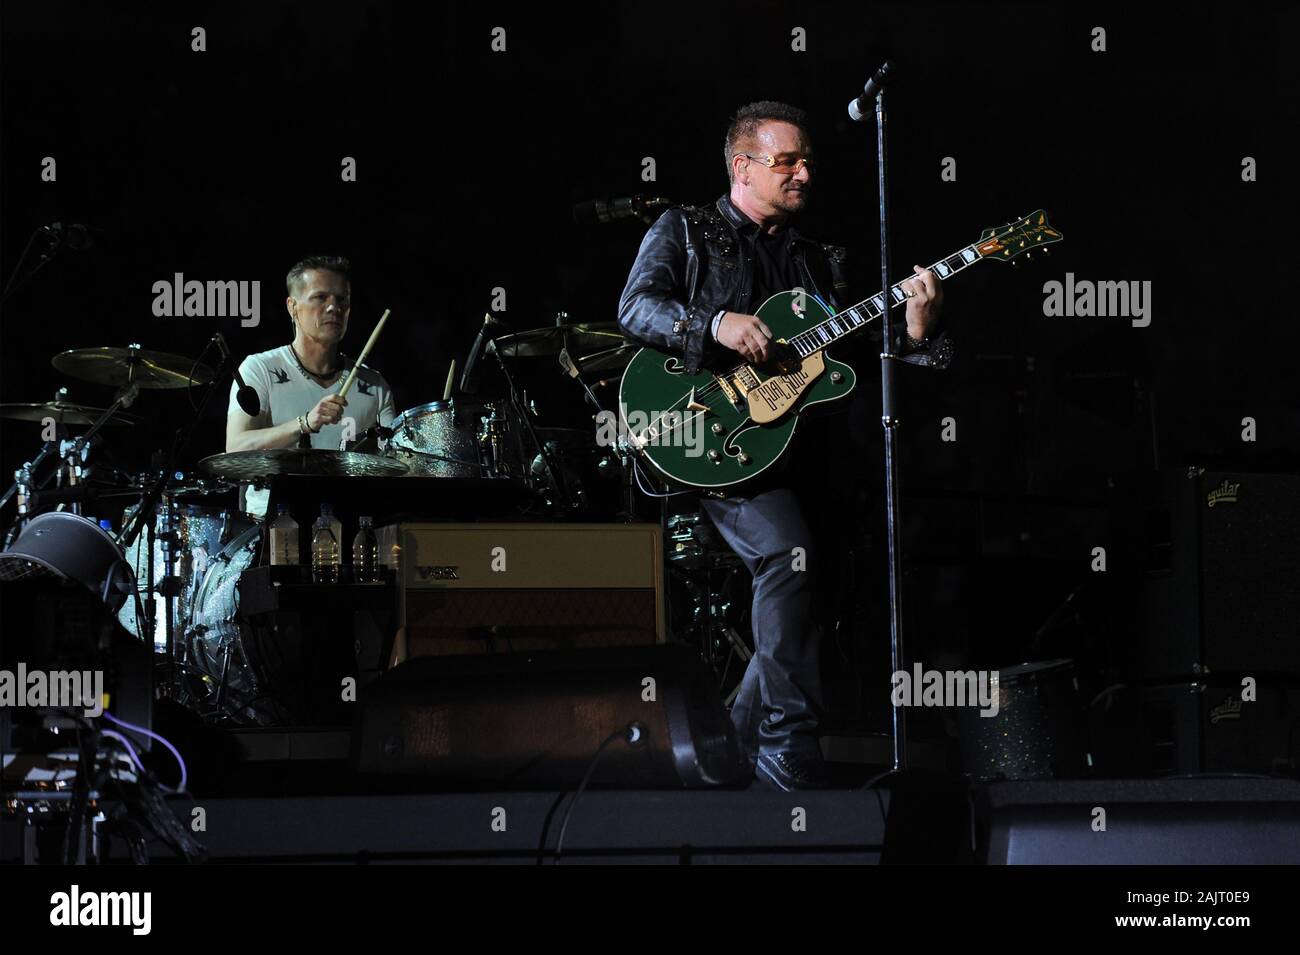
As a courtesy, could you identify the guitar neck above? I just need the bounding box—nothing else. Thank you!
[789,244,982,357]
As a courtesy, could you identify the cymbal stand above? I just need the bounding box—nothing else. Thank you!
[487,337,573,511]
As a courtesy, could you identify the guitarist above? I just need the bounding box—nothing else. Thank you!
[618,101,950,790]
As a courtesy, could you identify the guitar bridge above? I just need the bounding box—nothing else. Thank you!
[716,375,739,406]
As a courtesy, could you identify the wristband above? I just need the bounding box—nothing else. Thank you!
[710,311,726,340]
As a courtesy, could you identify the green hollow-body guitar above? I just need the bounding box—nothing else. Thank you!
[618,211,1062,490]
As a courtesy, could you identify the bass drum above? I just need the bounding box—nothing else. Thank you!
[183,525,283,724]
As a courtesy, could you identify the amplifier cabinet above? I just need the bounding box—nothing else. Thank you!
[376,522,665,658]
[1138,469,1300,678]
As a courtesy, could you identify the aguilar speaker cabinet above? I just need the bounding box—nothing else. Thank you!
[1137,469,1300,678]
[355,644,745,787]
[376,522,664,658]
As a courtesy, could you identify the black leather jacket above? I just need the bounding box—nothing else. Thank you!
[618,194,953,374]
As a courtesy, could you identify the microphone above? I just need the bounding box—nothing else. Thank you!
[213,333,261,417]
[459,312,505,395]
[572,196,671,225]
[847,61,897,122]
[39,222,97,251]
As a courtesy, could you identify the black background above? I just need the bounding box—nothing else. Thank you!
[2,1,1294,730]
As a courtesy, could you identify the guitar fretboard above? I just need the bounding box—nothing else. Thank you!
[788,244,982,357]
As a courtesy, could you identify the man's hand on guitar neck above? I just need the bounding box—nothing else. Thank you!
[904,263,944,341]
[715,311,774,363]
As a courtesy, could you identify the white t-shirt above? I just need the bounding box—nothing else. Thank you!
[228,344,396,516]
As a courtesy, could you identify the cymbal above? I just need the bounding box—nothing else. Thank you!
[0,401,139,426]
[491,324,625,359]
[52,346,215,389]
[199,449,411,481]
[571,343,639,375]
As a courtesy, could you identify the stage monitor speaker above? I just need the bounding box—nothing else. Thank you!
[376,522,665,658]
[1137,469,1300,678]
[355,644,745,787]
[978,778,1300,864]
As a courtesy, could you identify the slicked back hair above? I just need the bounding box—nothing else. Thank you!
[286,255,351,298]
[723,101,811,183]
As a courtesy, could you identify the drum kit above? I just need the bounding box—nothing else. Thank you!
[0,318,661,723]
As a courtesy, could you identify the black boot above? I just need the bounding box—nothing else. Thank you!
[755,750,833,791]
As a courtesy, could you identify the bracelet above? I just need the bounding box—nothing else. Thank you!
[905,332,930,349]
[298,414,312,435]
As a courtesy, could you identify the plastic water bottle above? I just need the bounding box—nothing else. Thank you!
[268,504,299,566]
[321,503,343,549]
[311,514,340,584]
[352,516,379,583]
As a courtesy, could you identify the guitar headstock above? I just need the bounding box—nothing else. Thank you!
[975,210,1063,262]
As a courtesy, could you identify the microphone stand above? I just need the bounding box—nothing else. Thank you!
[872,87,908,773]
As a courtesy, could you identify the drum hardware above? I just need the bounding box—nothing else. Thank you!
[1,379,144,525]
[342,424,392,454]
[109,333,254,680]
[554,335,651,520]
[662,510,750,695]
[486,330,573,510]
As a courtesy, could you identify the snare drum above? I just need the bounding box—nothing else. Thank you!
[386,399,523,478]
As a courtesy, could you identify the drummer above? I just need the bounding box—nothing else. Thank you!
[226,255,396,516]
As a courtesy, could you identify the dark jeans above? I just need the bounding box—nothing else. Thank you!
[701,487,823,766]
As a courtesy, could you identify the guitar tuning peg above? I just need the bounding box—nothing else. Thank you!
[1042,248,1051,256]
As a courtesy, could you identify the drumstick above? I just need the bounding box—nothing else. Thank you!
[338,308,391,399]
[443,360,456,401]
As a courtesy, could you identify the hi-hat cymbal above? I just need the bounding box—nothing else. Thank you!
[0,401,139,426]
[491,324,624,359]
[52,346,215,389]
[199,449,410,481]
